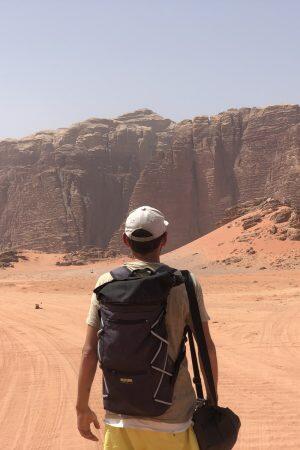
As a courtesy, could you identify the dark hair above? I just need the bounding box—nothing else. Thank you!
[127,229,166,255]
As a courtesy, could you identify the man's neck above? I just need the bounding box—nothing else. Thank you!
[132,254,161,263]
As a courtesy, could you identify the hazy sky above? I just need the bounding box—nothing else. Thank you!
[1,0,299,138]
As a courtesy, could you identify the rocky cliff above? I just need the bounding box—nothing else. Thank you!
[0,105,299,253]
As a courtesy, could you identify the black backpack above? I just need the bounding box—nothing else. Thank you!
[93,264,186,417]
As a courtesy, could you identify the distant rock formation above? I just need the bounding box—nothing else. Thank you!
[0,250,28,269]
[0,105,299,253]
[217,201,300,269]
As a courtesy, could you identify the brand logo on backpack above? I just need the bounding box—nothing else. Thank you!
[93,264,185,417]
[120,378,133,384]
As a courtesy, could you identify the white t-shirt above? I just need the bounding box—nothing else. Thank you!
[104,416,193,433]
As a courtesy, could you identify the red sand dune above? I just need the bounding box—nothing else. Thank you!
[0,213,299,449]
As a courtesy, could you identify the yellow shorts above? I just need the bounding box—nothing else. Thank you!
[103,424,200,450]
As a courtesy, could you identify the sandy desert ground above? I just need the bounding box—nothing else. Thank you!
[0,217,299,449]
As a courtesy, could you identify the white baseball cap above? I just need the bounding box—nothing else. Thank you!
[125,206,169,242]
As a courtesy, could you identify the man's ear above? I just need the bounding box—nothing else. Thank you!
[122,233,130,247]
[161,232,167,248]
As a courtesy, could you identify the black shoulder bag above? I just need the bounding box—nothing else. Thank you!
[181,270,241,450]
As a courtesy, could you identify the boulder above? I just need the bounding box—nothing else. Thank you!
[270,207,292,223]
[287,228,300,241]
[0,250,27,269]
[242,215,262,230]
[289,211,300,229]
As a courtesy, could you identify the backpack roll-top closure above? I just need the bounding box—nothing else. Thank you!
[94,265,186,417]
[94,266,182,306]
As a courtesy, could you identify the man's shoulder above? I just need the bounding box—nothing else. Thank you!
[94,270,114,288]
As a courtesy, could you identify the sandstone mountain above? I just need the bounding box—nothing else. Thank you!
[0,105,299,253]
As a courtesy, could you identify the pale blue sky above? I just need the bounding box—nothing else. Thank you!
[1,0,299,138]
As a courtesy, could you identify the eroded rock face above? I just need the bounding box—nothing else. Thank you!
[0,105,299,253]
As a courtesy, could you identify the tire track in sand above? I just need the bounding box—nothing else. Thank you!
[0,302,102,450]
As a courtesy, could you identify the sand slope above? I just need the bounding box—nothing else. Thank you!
[0,224,299,449]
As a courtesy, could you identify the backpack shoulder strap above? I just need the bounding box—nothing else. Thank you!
[93,266,131,297]
[110,266,132,280]
[154,264,185,286]
[181,270,218,406]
